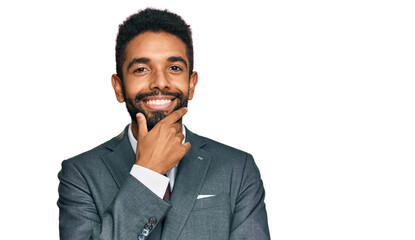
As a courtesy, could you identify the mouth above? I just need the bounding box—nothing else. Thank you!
[141,96,176,111]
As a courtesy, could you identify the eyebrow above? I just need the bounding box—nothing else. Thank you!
[126,56,188,71]
[127,57,150,71]
[167,56,188,69]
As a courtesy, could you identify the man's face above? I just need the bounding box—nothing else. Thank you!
[112,31,198,131]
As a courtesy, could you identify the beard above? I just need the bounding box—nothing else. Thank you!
[125,89,188,131]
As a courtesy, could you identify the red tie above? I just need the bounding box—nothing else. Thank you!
[164,182,171,200]
[162,182,171,228]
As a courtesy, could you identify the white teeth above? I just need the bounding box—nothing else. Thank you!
[146,99,172,106]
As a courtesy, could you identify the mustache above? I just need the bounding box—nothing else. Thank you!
[134,90,183,102]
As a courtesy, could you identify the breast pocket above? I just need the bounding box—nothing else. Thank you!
[179,194,231,240]
[193,194,231,211]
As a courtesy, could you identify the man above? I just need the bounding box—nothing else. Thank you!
[58,8,270,240]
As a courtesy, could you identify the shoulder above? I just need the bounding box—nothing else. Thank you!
[187,130,263,199]
[62,127,126,167]
[187,129,255,169]
[199,133,249,158]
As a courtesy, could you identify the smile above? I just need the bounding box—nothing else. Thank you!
[142,97,176,110]
[146,99,172,106]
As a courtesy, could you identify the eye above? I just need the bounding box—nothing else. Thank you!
[134,67,147,73]
[169,65,182,71]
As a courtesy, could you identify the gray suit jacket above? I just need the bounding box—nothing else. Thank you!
[58,126,270,239]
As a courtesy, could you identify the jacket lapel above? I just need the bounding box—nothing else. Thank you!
[161,128,212,240]
[101,126,136,188]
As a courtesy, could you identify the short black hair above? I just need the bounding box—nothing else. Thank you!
[115,8,194,81]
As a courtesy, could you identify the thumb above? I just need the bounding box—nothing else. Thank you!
[136,113,148,140]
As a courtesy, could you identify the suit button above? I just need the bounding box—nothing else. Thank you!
[141,228,150,236]
[144,223,152,231]
[149,217,157,225]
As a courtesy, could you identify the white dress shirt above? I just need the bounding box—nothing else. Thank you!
[128,123,185,199]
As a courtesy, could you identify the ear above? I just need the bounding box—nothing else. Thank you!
[111,74,125,103]
[188,71,198,100]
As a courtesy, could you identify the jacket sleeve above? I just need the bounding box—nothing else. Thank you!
[57,160,171,240]
[229,154,271,240]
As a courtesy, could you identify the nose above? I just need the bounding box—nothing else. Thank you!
[149,69,170,91]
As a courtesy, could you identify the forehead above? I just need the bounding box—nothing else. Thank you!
[124,31,188,66]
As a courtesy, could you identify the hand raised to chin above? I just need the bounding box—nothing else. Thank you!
[135,107,191,175]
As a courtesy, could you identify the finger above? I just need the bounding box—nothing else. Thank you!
[177,132,185,142]
[160,107,188,124]
[172,122,182,133]
[136,113,148,140]
[182,142,191,153]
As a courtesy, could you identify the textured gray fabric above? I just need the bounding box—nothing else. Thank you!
[58,126,270,239]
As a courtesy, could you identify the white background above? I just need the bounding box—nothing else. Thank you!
[1,0,414,239]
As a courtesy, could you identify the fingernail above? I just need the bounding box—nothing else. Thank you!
[136,113,142,118]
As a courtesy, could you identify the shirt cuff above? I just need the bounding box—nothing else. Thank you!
[130,164,169,199]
